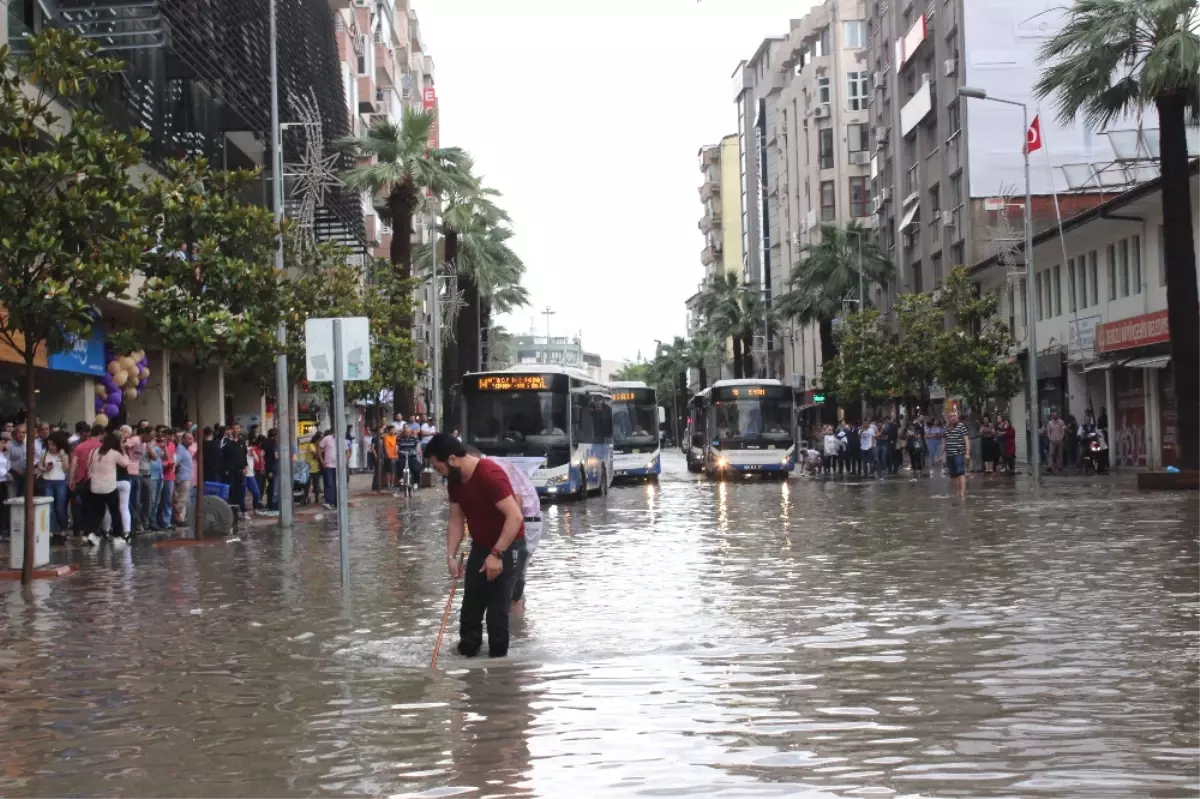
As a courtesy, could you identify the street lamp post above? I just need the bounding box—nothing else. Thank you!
[847,228,867,421]
[958,86,1040,486]
[268,0,293,526]
[430,217,441,432]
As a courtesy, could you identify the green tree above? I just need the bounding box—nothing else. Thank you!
[348,262,421,416]
[820,309,897,413]
[139,158,283,540]
[1034,0,1198,468]
[611,362,650,383]
[336,109,474,416]
[0,32,150,581]
[649,337,691,444]
[775,222,894,371]
[934,267,1023,411]
[688,333,720,391]
[697,273,770,379]
[891,292,944,412]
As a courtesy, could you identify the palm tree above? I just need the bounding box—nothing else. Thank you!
[697,273,758,379]
[775,222,894,370]
[650,337,691,445]
[688,333,720,391]
[1034,0,1199,469]
[336,108,475,415]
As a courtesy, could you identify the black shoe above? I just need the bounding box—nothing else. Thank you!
[456,641,480,657]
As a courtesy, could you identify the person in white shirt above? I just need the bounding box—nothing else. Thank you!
[860,421,878,476]
[822,425,840,475]
[86,432,131,545]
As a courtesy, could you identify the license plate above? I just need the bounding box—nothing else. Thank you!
[743,464,761,471]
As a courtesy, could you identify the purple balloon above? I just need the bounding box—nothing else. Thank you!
[102,403,120,418]
[137,379,148,390]
[103,376,118,392]
[94,397,105,412]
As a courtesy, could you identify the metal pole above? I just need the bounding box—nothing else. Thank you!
[1023,102,1041,486]
[857,231,866,421]
[269,0,293,527]
[430,222,441,432]
[333,319,350,582]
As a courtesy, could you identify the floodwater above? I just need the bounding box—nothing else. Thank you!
[1,454,1197,798]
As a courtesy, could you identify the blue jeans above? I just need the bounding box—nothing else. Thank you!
[927,438,943,466]
[322,467,337,506]
[127,477,140,529]
[244,475,261,510]
[41,479,68,533]
[146,477,163,528]
[159,479,174,528]
[876,444,890,474]
[860,445,875,474]
[946,453,966,478]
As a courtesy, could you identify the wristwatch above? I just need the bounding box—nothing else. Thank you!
[490,547,504,558]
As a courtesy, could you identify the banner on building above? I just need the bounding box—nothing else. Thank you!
[422,87,439,150]
[1095,309,1170,353]
[47,323,107,376]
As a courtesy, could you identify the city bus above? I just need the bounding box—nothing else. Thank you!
[694,379,796,477]
[461,364,614,498]
[610,381,661,480]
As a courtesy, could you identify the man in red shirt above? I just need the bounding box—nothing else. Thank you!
[68,424,105,535]
[423,434,526,658]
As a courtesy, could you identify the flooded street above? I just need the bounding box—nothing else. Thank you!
[1,453,1197,798]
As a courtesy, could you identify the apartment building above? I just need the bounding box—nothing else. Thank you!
[865,0,1152,301]
[772,0,874,393]
[730,37,785,376]
[332,0,441,412]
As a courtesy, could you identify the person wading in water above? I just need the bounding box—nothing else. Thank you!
[424,434,527,658]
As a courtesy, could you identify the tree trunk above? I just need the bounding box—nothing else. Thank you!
[1156,93,1199,470]
[480,301,493,369]
[20,358,36,584]
[458,275,480,383]
[388,188,418,418]
[193,365,204,541]
[742,333,755,379]
[698,364,708,391]
[732,336,743,379]
[442,230,461,423]
[818,317,838,424]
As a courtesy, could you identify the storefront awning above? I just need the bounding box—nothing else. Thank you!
[899,202,920,232]
[1083,359,1124,372]
[1123,354,1171,369]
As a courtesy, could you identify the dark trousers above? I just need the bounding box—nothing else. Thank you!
[909,449,924,473]
[87,489,122,536]
[322,467,338,506]
[822,454,837,474]
[223,471,245,513]
[458,546,518,657]
[71,484,88,533]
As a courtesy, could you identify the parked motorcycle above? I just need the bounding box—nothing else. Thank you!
[1080,431,1107,475]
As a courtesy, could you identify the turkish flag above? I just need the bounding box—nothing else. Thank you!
[1025,116,1043,153]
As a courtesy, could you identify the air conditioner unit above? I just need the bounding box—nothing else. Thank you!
[875,126,890,143]
[941,210,955,227]
[849,151,870,165]
[944,58,957,77]
[880,187,892,202]
[813,104,831,119]
[920,72,931,86]
[872,71,882,90]
[353,0,368,6]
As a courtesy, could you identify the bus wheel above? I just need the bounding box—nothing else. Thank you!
[575,469,588,500]
[600,467,608,497]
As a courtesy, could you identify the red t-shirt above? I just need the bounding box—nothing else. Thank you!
[447,459,525,552]
[161,441,176,481]
[72,437,101,484]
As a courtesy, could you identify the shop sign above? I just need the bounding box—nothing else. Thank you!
[47,323,106,376]
[1095,310,1170,353]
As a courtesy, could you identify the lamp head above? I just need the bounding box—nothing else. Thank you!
[958,86,988,100]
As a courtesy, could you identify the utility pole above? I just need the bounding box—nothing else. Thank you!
[430,216,441,432]
[269,0,293,526]
[541,306,555,340]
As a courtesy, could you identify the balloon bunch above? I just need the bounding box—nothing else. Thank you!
[94,347,151,427]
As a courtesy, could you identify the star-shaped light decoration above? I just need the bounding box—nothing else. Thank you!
[285,89,342,253]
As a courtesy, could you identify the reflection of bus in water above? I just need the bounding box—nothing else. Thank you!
[461,365,614,498]
[610,381,660,480]
[694,379,795,477]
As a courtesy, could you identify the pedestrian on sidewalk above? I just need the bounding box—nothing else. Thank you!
[980,415,997,473]
[940,411,970,497]
[845,421,861,475]
[821,425,839,475]
[87,432,131,544]
[37,431,70,535]
[249,436,266,510]
[996,414,1016,473]
[302,431,323,504]
[906,421,925,475]
[925,417,945,475]
[426,434,526,659]
[382,425,399,489]
[157,428,177,529]
[124,425,146,530]
[859,419,877,477]
[173,432,194,526]
[220,423,248,516]
[1047,411,1067,474]
[319,428,338,508]
[263,428,279,511]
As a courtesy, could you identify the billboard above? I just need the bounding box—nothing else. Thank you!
[962,0,1156,199]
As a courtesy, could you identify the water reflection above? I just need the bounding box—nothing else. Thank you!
[0,455,1196,798]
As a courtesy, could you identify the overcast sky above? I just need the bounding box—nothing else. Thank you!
[418,0,815,364]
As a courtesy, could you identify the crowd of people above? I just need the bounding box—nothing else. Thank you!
[362,414,446,493]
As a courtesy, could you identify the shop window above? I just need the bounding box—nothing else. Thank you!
[1106,243,1117,301]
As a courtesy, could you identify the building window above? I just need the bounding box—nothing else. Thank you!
[1053,263,1062,316]
[1131,234,1142,293]
[847,71,868,111]
[819,26,831,56]
[819,127,834,169]
[844,20,866,48]
[1019,277,1028,328]
[1107,243,1117,300]
[932,252,943,285]
[1118,238,1130,296]
[1067,257,1077,312]
[817,76,831,105]
[1088,250,1098,306]
[1035,272,1044,320]
[820,180,836,220]
[357,36,368,74]
[951,242,963,266]
[849,176,869,217]
[912,261,923,293]
[947,100,961,137]
[848,122,869,152]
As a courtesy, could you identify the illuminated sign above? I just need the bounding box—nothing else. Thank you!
[613,392,637,402]
[813,392,826,404]
[725,386,779,399]
[475,375,548,391]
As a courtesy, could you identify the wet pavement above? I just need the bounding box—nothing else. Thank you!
[1,454,1197,798]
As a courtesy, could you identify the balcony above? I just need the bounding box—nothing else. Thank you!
[701,246,717,267]
[357,74,377,113]
[699,179,719,202]
[364,213,378,245]
[700,146,719,166]
[375,43,395,87]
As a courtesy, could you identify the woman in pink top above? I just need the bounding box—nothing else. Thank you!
[85,432,131,545]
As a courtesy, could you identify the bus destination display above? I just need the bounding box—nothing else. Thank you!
[476,375,548,391]
[714,385,788,401]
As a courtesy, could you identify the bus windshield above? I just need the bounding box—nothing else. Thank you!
[466,391,569,454]
[612,400,658,448]
[713,398,792,442]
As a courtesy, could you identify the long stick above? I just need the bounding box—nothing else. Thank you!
[431,553,464,668]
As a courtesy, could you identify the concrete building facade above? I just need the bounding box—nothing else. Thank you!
[772,0,874,392]
[688,135,744,366]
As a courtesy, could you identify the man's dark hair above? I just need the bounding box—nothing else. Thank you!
[76,421,90,434]
[422,433,467,462]
[90,424,105,437]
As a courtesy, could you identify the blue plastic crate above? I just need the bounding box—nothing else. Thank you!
[203,481,229,501]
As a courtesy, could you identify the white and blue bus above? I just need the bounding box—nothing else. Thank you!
[695,379,795,477]
[461,365,614,498]
[610,381,661,480]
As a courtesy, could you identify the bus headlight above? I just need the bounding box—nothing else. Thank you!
[717,456,728,468]
[549,474,570,484]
